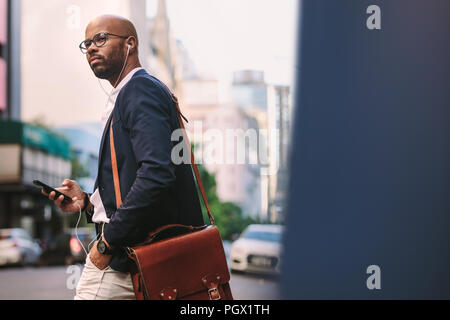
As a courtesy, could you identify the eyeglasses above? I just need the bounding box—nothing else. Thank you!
[79,32,129,54]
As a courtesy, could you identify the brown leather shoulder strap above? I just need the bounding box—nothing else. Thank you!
[171,96,214,225]
[109,120,122,209]
[109,93,215,225]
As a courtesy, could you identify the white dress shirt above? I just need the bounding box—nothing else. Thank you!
[90,67,144,224]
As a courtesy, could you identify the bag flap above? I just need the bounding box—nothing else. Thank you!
[130,225,230,299]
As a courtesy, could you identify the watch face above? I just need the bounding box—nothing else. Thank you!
[98,241,106,254]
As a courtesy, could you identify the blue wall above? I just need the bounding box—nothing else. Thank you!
[282,0,450,299]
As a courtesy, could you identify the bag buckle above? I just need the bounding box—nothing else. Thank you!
[208,287,221,300]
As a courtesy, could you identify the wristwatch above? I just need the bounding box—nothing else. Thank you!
[97,239,114,255]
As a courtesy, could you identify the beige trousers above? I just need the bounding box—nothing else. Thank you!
[74,254,136,300]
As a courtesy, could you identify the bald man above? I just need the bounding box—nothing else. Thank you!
[41,15,205,300]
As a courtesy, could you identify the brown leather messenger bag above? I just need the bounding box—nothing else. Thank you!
[108,91,233,300]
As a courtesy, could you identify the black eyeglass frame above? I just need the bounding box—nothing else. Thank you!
[79,32,129,54]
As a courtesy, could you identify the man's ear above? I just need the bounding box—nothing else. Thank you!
[126,36,138,53]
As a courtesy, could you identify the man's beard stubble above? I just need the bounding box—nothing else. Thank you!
[92,51,124,81]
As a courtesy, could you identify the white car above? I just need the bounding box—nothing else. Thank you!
[0,228,42,267]
[230,224,284,275]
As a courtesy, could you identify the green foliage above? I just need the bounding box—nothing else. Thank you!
[196,163,259,241]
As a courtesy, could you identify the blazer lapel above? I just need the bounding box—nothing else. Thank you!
[96,69,148,176]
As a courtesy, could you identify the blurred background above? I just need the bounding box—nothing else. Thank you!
[0,0,297,299]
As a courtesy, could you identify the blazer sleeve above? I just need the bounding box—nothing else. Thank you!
[103,78,176,247]
[85,192,94,224]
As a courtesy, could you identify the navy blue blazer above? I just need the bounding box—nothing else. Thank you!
[88,69,205,272]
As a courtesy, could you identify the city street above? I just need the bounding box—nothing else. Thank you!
[0,239,281,300]
[0,265,280,300]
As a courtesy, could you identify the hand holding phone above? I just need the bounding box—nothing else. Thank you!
[33,180,73,203]
[34,179,85,213]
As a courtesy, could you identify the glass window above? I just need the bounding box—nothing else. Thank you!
[242,230,282,243]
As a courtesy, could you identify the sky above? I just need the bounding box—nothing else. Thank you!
[147,0,298,89]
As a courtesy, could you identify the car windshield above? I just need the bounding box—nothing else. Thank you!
[242,230,282,243]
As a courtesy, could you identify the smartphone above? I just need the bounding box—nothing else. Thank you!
[33,180,73,203]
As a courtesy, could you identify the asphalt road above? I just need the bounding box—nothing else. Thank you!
[0,265,280,300]
[0,240,280,300]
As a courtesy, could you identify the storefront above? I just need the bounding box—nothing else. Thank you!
[0,120,71,241]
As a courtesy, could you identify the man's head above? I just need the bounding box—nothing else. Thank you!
[81,15,140,85]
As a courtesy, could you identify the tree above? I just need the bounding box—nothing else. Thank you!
[196,163,258,241]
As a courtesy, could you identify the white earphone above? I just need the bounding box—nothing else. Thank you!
[113,44,131,88]
[97,43,132,96]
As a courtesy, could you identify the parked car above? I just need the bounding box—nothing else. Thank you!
[39,228,97,266]
[0,228,42,267]
[230,224,284,275]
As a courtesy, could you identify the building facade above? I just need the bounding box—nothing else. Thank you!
[0,0,21,121]
[267,85,292,223]
[0,120,71,240]
[232,70,268,111]
[56,122,102,193]
[231,70,292,223]
[0,0,6,113]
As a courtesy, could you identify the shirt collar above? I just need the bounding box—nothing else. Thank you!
[111,67,144,96]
